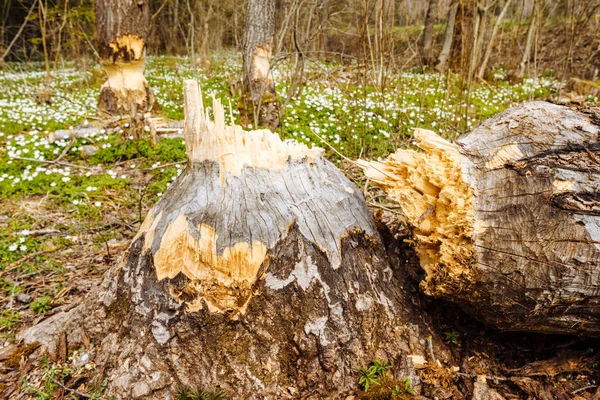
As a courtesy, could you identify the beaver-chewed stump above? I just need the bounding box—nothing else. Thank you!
[360,102,600,336]
[21,81,441,399]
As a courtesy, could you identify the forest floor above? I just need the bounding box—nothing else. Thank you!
[0,53,599,399]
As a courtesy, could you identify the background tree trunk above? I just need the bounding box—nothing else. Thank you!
[20,80,446,398]
[477,0,513,80]
[421,0,440,65]
[518,0,541,78]
[95,0,156,116]
[361,102,600,336]
[242,0,280,129]
[435,0,458,72]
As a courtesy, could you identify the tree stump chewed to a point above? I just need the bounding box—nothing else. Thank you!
[21,80,440,399]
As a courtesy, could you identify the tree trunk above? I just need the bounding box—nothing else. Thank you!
[518,0,540,78]
[467,0,491,83]
[241,0,280,129]
[421,0,440,66]
[435,0,458,73]
[95,0,157,116]
[477,0,513,80]
[20,80,444,399]
[360,102,600,336]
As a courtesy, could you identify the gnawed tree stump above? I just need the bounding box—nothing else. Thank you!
[95,0,157,116]
[360,102,600,336]
[21,81,444,399]
[241,0,280,129]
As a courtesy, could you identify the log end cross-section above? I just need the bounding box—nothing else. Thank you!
[359,129,476,298]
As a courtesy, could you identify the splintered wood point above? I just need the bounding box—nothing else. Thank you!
[183,80,321,185]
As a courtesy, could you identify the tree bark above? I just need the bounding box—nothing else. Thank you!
[361,102,600,336]
[467,0,492,82]
[241,0,280,129]
[95,0,157,116]
[421,0,440,66]
[435,0,458,73]
[20,80,444,399]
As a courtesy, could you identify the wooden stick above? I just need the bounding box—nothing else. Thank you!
[9,156,94,170]
[48,127,102,144]
[52,379,107,400]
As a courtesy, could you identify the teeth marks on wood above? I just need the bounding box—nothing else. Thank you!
[106,34,145,63]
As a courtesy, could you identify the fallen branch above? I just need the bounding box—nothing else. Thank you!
[52,137,76,163]
[9,156,95,170]
[7,228,60,237]
[1,247,60,277]
[142,161,186,171]
[572,385,598,395]
[51,378,107,400]
[48,127,103,144]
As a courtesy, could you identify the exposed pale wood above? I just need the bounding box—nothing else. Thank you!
[361,102,600,336]
[183,81,321,183]
[359,129,475,301]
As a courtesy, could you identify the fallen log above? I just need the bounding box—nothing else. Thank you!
[48,127,101,143]
[47,120,183,144]
[360,102,600,336]
[20,81,445,398]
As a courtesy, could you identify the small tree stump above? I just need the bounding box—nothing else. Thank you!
[360,102,600,336]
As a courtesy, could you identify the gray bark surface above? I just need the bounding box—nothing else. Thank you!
[95,0,151,60]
